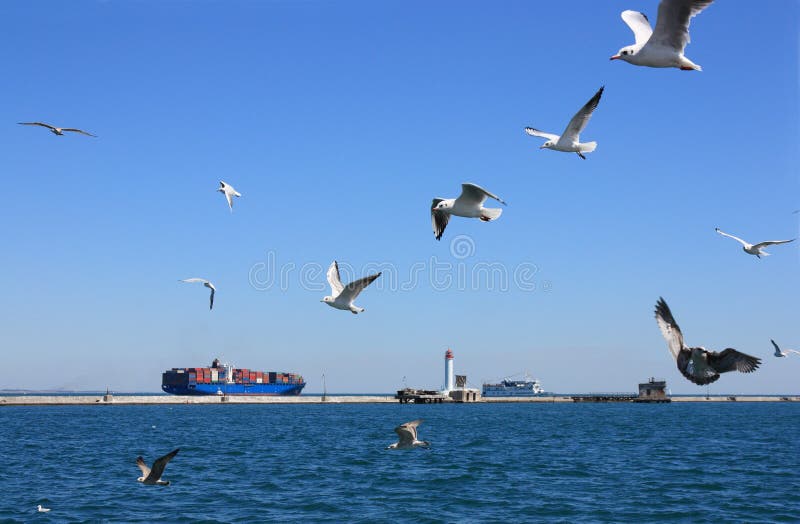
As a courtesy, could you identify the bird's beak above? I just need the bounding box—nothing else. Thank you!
[610,55,620,61]
[539,145,546,149]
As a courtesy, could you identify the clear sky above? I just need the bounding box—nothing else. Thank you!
[1,1,797,394]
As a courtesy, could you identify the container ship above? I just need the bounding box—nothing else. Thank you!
[162,359,305,396]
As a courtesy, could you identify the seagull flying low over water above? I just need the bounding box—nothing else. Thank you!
[771,340,800,358]
[217,181,241,212]
[610,0,713,71]
[18,122,96,137]
[136,449,179,486]
[387,419,430,450]
[431,183,506,240]
[524,86,604,160]
[715,228,795,258]
[180,278,216,310]
[654,297,760,385]
[37,505,51,513]
[322,261,381,314]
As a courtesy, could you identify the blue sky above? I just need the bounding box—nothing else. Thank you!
[1,1,797,394]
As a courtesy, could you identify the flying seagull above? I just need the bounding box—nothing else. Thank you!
[321,261,381,314]
[432,183,506,240]
[771,340,800,358]
[610,0,713,71]
[715,228,795,258]
[387,419,430,450]
[18,122,96,137]
[217,181,241,212]
[180,278,216,310]
[136,449,179,486]
[37,505,51,513]
[654,297,760,385]
[524,86,604,160]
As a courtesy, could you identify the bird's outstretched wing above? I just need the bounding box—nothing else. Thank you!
[181,278,209,284]
[707,348,761,374]
[456,183,506,207]
[136,456,151,478]
[18,122,56,131]
[208,287,215,310]
[649,0,714,53]
[145,449,179,484]
[752,238,795,249]
[621,10,653,46]
[326,261,344,296]
[61,128,97,137]
[654,297,685,360]
[715,228,749,247]
[339,273,381,303]
[524,127,559,141]
[562,86,604,141]
[394,419,423,445]
[431,199,449,241]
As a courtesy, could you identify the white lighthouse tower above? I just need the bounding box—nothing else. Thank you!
[443,348,455,393]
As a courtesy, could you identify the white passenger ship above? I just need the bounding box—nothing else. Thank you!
[482,374,546,397]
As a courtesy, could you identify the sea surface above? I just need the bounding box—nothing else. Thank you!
[1,402,798,522]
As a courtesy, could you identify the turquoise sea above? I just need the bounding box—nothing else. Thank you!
[1,403,798,522]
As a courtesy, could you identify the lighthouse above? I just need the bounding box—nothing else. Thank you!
[443,348,455,393]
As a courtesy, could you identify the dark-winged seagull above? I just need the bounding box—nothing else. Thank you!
[387,419,430,450]
[136,449,179,486]
[18,122,96,137]
[610,0,713,71]
[321,261,381,314]
[180,278,216,310]
[217,181,241,212]
[654,297,760,385]
[771,340,800,358]
[715,228,795,258]
[431,183,506,240]
[524,86,604,160]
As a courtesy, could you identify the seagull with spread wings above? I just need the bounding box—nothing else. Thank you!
[180,278,216,310]
[136,449,180,486]
[217,181,241,212]
[771,340,800,358]
[524,86,604,160]
[715,228,795,258]
[431,183,506,240]
[18,122,96,137]
[654,297,760,385]
[610,0,713,70]
[386,419,430,450]
[321,261,381,314]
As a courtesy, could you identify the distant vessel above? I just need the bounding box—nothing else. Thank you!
[162,359,305,396]
[482,374,546,397]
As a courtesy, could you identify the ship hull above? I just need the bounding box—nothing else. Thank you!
[162,383,304,396]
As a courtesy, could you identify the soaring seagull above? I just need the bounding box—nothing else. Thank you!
[654,297,760,385]
[524,86,604,160]
[610,0,714,71]
[321,261,381,314]
[771,340,800,358]
[136,449,179,486]
[715,228,795,258]
[387,419,430,450]
[431,183,506,240]
[18,122,96,137]
[217,181,241,212]
[180,278,216,310]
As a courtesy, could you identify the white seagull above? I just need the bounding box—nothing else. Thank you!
[715,228,795,258]
[524,86,604,160]
[180,278,216,310]
[18,121,96,137]
[217,181,241,212]
[387,419,430,450]
[37,505,51,513]
[771,340,800,358]
[136,449,179,486]
[610,0,714,71]
[431,183,506,240]
[321,261,381,314]
[655,297,761,385]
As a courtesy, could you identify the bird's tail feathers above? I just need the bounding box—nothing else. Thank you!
[480,208,503,222]
[579,141,597,153]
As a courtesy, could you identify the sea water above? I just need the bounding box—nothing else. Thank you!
[1,402,798,522]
